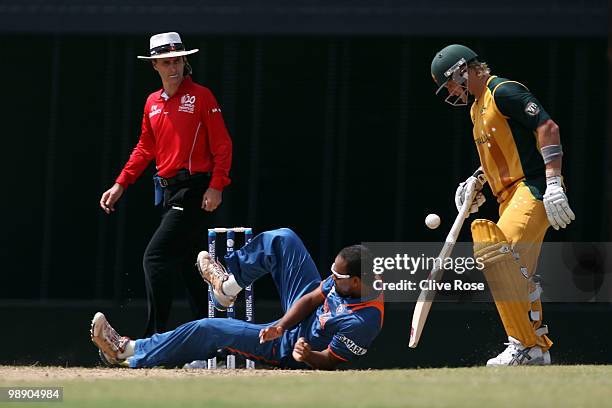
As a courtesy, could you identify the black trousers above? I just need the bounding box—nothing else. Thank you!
[142,177,211,337]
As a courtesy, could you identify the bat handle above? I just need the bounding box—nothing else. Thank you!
[471,167,487,189]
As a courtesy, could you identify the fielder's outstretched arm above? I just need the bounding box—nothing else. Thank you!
[259,287,325,343]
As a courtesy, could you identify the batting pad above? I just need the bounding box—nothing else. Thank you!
[472,219,550,349]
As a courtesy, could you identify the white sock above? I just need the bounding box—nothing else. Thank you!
[118,340,135,359]
[222,274,243,296]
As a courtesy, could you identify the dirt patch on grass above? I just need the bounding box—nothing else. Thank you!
[0,365,313,382]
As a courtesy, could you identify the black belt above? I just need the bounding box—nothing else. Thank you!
[156,170,210,188]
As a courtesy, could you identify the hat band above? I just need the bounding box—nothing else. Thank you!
[150,43,186,56]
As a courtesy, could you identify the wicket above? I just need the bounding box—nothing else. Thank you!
[207,227,255,370]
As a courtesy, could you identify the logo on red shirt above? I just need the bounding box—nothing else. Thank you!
[179,94,196,114]
[149,104,162,118]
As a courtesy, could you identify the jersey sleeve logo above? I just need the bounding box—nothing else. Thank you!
[525,102,540,116]
[338,334,367,355]
[336,304,351,315]
[318,312,331,329]
[149,104,162,118]
[179,94,196,113]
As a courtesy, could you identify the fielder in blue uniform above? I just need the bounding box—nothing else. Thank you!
[91,228,384,370]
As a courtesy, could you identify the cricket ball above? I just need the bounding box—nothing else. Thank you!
[425,213,441,229]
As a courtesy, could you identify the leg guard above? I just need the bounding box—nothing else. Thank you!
[527,284,553,350]
[472,219,550,349]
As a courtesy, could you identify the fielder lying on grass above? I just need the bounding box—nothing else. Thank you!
[91,228,384,370]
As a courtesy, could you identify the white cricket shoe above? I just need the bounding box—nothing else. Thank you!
[183,360,208,369]
[196,251,236,308]
[487,336,551,366]
[90,312,130,367]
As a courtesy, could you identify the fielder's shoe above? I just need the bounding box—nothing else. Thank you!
[90,312,131,367]
[98,349,130,368]
[196,251,236,309]
[486,336,551,366]
[183,360,208,369]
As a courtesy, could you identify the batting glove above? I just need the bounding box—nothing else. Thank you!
[455,168,487,215]
[543,176,575,230]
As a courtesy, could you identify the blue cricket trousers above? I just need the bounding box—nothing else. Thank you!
[129,228,321,368]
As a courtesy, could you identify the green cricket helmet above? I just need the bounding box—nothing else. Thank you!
[431,44,478,106]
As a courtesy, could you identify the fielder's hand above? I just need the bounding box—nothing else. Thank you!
[259,325,284,344]
[543,176,575,230]
[455,168,487,216]
[100,183,125,214]
[292,337,311,362]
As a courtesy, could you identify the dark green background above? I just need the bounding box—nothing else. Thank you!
[0,0,609,367]
[1,36,607,301]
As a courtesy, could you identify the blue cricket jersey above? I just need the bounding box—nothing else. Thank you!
[281,276,384,363]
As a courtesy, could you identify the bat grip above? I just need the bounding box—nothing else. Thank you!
[471,167,487,187]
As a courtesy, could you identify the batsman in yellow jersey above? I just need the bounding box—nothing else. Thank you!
[431,44,575,365]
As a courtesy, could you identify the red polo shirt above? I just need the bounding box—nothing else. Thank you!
[116,76,232,191]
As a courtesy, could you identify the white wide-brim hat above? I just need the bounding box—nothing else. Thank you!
[137,32,199,60]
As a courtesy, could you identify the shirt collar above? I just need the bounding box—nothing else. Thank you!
[474,75,497,104]
[156,76,193,101]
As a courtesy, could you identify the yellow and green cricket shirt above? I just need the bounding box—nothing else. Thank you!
[470,76,551,202]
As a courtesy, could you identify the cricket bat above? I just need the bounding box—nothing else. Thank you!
[408,174,481,348]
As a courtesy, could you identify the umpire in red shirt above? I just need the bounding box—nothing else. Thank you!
[100,32,233,336]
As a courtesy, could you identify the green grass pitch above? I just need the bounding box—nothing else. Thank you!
[1,365,611,408]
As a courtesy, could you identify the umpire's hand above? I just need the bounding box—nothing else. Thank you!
[100,183,125,214]
[202,188,222,212]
